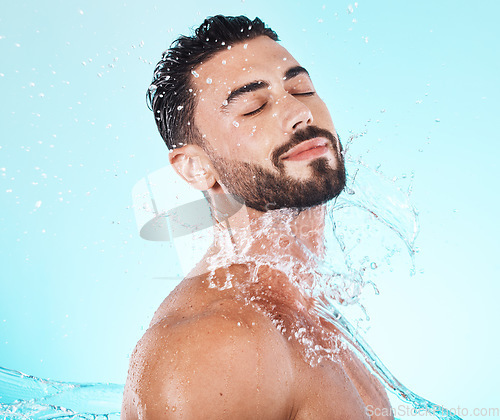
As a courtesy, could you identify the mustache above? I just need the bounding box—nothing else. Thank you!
[270,125,340,170]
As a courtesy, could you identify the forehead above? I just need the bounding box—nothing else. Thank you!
[192,36,301,100]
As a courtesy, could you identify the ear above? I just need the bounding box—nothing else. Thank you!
[169,145,217,191]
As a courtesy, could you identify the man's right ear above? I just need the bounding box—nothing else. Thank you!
[168,145,217,191]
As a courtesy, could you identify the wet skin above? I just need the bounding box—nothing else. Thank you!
[122,36,393,419]
[122,265,393,419]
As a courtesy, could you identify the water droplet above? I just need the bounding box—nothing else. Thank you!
[177,105,184,111]
[435,118,440,122]
[370,262,377,269]
[243,43,248,49]
[232,121,239,127]
[221,60,226,65]
[191,70,199,78]
[206,78,212,84]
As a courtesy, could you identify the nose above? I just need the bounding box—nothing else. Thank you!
[281,94,314,133]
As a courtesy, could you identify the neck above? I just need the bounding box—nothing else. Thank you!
[211,199,327,264]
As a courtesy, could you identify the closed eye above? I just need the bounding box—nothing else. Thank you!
[243,102,267,117]
[292,92,315,96]
[242,92,314,117]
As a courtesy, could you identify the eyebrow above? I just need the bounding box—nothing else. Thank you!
[224,80,269,108]
[221,66,311,109]
[283,65,310,81]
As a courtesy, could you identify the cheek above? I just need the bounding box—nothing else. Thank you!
[226,126,276,163]
[226,126,261,153]
[314,101,335,129]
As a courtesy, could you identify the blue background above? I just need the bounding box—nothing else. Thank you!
[1,0,498,415]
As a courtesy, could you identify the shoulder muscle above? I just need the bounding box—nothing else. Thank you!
[122,306,294,419]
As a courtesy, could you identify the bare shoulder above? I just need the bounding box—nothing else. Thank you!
[122,298,295,419]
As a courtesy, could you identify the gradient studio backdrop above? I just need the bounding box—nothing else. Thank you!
[1,0,498,415]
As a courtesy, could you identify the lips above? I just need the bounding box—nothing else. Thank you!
[280,137,330,161]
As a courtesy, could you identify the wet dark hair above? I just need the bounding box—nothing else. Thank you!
[147,15,279,150]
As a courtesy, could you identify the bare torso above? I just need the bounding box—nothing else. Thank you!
[122,263,393,419]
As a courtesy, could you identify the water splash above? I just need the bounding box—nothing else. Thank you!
[0,157,459,418]
[195,156,459,419]
[0,366,122,419]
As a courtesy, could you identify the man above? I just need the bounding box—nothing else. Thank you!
[122,15,393,419]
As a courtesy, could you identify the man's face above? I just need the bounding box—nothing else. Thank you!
[192,36,345,211]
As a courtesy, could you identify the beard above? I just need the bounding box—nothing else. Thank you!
[206,126,346,212]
